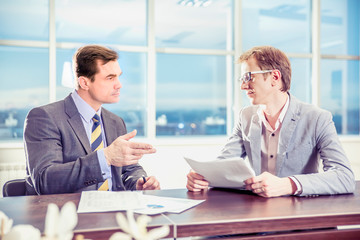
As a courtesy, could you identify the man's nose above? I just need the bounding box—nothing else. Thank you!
[240,81,248,90]
[115,78,122,89]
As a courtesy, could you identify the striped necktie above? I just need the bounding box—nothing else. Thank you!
[91,113,108,191]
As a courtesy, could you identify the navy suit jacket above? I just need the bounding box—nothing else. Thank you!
[24,94,146,195]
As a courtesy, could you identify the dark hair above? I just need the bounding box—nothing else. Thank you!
[238,46,291,92]
[73,45,118,86]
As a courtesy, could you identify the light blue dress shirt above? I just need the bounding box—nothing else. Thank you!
[71,90,113,190]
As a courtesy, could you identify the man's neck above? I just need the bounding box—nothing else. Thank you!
[76,89,101,111]
[262,92,288,128]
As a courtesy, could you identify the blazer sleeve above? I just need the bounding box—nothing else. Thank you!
[293,110,355,196]
[121,164,147,190]
[24,107,104,194]
[216,108,251,161]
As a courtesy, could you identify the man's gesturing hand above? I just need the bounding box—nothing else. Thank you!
[104,130,156,167]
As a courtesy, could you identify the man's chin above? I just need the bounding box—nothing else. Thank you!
[106,96,120,104]
[247,96,256,105]
[249,99,262,106]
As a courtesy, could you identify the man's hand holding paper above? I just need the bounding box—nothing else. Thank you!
[185,157,255,191]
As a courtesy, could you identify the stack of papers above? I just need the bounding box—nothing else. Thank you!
[77,191,204,215]
[184,156,255,189]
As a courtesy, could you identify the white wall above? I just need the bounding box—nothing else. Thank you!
[0,137,359,190]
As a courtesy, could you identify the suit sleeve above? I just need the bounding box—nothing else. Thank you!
[294,110,355,196]
[24,107,104,194]
[216,109,248,160]
[121,164,147,190]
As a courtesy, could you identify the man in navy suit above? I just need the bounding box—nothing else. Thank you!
[24,44,160,195]
[187,46,355,197]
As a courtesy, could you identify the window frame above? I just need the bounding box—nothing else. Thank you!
[0,0,359,148]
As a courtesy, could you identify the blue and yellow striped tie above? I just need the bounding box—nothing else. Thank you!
[91,113,104,151]
[91,114,108,191]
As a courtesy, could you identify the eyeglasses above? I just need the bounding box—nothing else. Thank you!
[238,70,274,83]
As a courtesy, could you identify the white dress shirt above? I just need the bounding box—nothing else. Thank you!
[258,96,302,195]
[71,90,112,190]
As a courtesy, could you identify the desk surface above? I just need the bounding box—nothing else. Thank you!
[1,182,360,239]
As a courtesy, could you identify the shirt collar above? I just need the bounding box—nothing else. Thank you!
[71,90,102,123]
[278,94,289,123]
[257,94,289,131]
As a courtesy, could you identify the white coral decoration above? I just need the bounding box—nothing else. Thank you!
[110,210,170,240]
[0,211,13,236]
[3,224,41,240]
[1,211,41,240]
[44,201,78,240]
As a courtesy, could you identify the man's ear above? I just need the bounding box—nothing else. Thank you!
[271,69,282,86]
[78,76,90,90]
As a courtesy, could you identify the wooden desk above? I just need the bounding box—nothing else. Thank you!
[1,182,360,240]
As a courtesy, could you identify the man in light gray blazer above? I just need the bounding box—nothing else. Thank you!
[24,45,160,195]
[187,46,355,197]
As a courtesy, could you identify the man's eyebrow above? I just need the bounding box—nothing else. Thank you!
[106,73,117,78]
[106,70,123,77]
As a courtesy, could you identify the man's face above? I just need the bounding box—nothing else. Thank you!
[86,60,122,110]
[240,56,273,105]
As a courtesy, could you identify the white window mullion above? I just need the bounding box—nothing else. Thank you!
[225,1,235,135]
[49,0,56,103]
[233,0,242,127]
[342,63,348,134]
[312,0,321,107]
[147,0,156,139]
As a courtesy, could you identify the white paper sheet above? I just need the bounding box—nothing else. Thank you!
[77,190,204,215]
[77,191,146,213]
[184,157,256,189]
[134,195,205,215]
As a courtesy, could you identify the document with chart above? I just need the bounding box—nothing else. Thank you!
[77,191,204,215]
[184,157,256,189]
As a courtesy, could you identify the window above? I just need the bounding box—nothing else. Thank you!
[289,58,312,103]
[156,53,228,136]
[320,0,360,134]
[241,0,312,106]
[242,0,311,53]
[155,0,233,136]
[0,0,359,143]
[56,48,77,100]
[321,0,359,55]
[56,0,147,46]
[321,60,360,134]
[155,0,233,49]
[0,46,49,141]
[0,0,49,41]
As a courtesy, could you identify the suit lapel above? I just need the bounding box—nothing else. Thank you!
[249,112,262,175]
[64,95,92,154]
[276,94,300,174]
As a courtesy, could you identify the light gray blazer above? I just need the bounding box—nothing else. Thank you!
[217,94,355,196]
[24,94,146,195]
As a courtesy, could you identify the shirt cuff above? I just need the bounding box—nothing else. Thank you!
[289,176,302,195]
[97,149,112,180]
